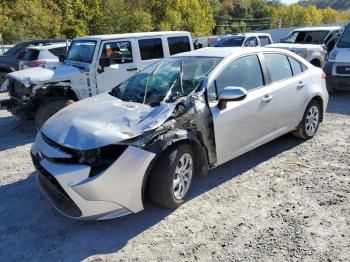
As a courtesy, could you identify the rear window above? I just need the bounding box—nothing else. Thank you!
[288,57,303,76]
[167,36,191,55]
[49,47,67,57]
[259,36,271,46]
[139,38,164,60]
[264,53,293,82]
[22,49,39,61]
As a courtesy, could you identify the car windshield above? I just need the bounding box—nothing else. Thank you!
[66,40,96,63]
[281,30,329,44]
[3,43,23,56]
[110,56,221,106]
[337,25,350,48]
[215,36,245,47]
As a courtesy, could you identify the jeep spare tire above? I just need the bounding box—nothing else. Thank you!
[35,98,73,129]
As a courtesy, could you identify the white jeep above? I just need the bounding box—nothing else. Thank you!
[267,26,343,68]
[0,31,193,127]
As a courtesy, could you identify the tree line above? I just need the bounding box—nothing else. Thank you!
[0,0,349,44]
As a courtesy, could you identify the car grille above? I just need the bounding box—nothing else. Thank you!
[336,66,350,75]
[8,78,29,100]
[31,152,82,218]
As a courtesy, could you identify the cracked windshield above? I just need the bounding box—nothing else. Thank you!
[111,57,221,106]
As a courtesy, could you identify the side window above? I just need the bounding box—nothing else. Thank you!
[264,53,293,82]
[258,36,271,46]
[139,38,163,60]
[244,37,258,47]
[49,47,67,56]
[288,57,303,76]
[101,41,133,65]
[167,36,191,55]
[208,55,264,101]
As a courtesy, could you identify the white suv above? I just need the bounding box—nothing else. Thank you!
[19,43,68,70]
[268,26,343,67]
[214,33,273,47]
[1,31,193,127]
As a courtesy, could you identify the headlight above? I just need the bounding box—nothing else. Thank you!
[77,145,127,177]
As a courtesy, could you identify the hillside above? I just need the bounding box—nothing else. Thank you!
[298,0,350,10]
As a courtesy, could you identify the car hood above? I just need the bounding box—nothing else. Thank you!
[41,93,176,150]
[7,64,81,87]
[267,43,321,50]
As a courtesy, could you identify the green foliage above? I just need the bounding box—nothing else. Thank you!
[0,0,348,43]
[299,0,350,10]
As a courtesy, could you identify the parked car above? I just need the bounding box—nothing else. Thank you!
[0,31,193,128]
[193,36,220,49]
[267,26,343,68]
[324,23,350,92]
[31,47,328,220]
[0,38,67,86]
[19,43,69,70]
[214,33,273,47]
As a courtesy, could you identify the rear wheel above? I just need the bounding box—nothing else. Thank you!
[149,143,194,208]
[292,100,321,140]
[310,59,321,68]
[35,98,73,129]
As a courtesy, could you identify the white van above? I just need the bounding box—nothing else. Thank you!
[1,31,193,127]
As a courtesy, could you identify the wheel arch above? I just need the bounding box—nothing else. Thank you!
[141,130,209,200]
[306,95,324,122]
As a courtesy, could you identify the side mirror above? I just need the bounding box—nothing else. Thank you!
[98,57,110,73]
[58,54,66,63]
[194,43,203,49]
[218,86,247,110]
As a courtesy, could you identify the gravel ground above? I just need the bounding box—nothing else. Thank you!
[0,92,349,262]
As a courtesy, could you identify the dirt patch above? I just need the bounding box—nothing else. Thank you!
[0,92,349,261]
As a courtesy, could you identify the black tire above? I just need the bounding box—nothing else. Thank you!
[149,143,195,209]
[292,100,321,140]
[35,98,73,129]
[310,59,321,68]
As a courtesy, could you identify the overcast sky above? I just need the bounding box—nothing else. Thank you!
[281,0,299,4]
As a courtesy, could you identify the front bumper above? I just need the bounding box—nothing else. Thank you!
[324,62,350,91]
[31,132,156,220]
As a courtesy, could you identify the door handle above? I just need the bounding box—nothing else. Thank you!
[297,81,306,89]
[261,95,273,103]
[127,67,138,71]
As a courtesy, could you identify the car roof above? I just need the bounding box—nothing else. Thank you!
[223,33,271,38]
[173,47,292,58]
[26,43,68,50]
[75,31,190,41]
[294,26,342,32]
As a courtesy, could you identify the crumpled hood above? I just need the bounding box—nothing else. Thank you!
[335,49,350,63]
[7,64,81,87]
[267,43,322,50]
[42,93,175,150]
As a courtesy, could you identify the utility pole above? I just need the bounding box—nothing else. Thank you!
[279,18,283,29]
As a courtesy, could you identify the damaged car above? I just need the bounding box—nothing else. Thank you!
[31,47,329,220]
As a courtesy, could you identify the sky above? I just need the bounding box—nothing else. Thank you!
[281,0,299,4]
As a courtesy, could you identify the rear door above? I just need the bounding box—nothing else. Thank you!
[208,54,277,165]
[96,39,138,93]
[263,53,308,130]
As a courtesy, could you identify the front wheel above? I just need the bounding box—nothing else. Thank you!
[292,100,321,140]
[149,143,194,209]
[35,98,73,129]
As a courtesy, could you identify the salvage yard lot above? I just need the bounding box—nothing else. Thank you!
[0,92,349,261]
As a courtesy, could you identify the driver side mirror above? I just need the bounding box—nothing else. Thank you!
[98,57,110,73]
[218,86,247,110]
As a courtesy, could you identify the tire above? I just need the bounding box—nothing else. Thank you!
[292,100,321,140]
[310,59,321,68]
[149,143,195,209]
[35,98,73,129]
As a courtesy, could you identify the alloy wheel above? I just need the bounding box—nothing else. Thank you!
[305,105,319,136]
[173,153,193,200]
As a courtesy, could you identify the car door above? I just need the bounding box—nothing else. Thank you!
[208,54,277,165]
[96,39,138,93]
[263,53,308,130]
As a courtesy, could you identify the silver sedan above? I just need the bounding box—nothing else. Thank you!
[31,47,329,220]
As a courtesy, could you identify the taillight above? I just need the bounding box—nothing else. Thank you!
[24,60,47,67]
[321,72,327,80]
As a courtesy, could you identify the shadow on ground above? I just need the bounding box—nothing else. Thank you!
[0,134,303,262]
